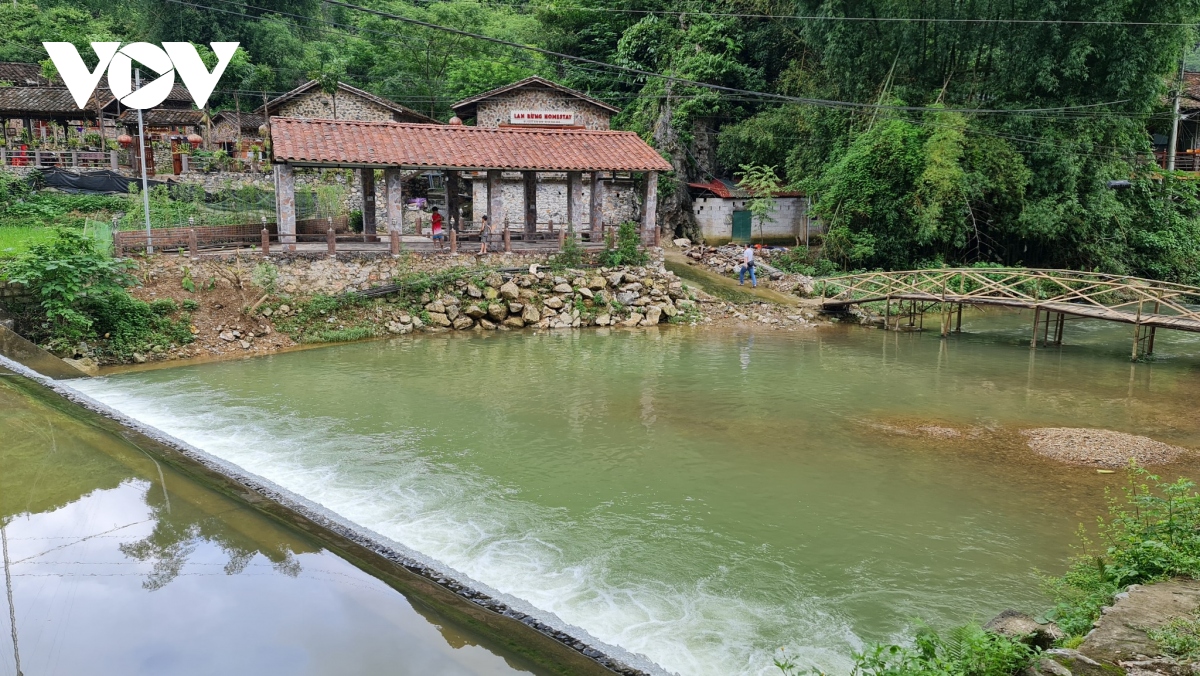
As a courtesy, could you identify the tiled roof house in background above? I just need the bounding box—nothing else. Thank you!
[257,80,438,124]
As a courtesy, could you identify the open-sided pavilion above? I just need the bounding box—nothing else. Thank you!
[269,117,673,249]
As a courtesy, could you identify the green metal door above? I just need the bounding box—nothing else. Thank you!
[732,210,752,243]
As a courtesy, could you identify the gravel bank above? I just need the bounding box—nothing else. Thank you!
[1021,428,1191,467]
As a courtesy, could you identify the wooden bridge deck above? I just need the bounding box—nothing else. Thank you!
[816,268,1200,358]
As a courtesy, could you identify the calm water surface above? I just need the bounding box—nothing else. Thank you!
[69,310,1200,676]
[0,374,544,676]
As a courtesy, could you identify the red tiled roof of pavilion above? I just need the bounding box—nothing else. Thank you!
[269,118,673,172]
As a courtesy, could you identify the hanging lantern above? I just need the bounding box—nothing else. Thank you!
[117,134,134,148]
[187,133,203,149]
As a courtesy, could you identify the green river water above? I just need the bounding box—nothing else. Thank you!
[40,311,1200,675]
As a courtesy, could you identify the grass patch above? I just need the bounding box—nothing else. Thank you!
[0,225,56,257]
[304,326,376,344]
[1149,611,1200,660]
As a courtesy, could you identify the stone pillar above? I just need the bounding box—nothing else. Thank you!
[642,171,658,245]
[487,169,503,228]
[385,167,403,234]
[360,167,377,239]
[523,171,537,235]
[446,170,461,231]
[567,171,584,233]
[590,171,605,235]
[274,162,296,247]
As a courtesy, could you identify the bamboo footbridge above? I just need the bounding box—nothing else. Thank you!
[816,268,1200,359]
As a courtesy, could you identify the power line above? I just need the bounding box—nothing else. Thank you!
[320,0,1142,116]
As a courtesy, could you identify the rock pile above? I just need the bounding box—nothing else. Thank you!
[680,243,816,295]
[1021,428,1190,468]
[378,263,700,335]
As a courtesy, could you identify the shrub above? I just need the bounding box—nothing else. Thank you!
[1149,611,1200,660]
[1045,466,1200,638]
[550,225,586,269]
[600,221,648,267]
[777,624,1038,676]
[181,299,200,311]
[251,261,278,292]
[0,228,134,346]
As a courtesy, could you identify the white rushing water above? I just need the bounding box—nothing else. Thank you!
[69,372,863,676]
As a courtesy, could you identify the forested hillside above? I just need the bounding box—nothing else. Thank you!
[4,0,1200,280]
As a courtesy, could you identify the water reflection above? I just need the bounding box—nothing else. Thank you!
[0,375,541,676]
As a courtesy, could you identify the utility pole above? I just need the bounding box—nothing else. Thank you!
[1167,55,1186,172]
[136,68,153,253]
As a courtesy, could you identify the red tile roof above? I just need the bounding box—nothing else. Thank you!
[270,118,673,172]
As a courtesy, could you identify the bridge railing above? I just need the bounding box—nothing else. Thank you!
[816,268,1200,323]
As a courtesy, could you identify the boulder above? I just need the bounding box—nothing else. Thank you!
[607,272,625,288]
[484,287,500,300]
[398,314,412,324]
[508,302,524,314]
[412,315,424,329]
[480,319,497,330]
[239,340,252,349]
[621,314,643,327]
[553,283,573,294]
[544,296,565,310]
[1079,579,1200,665]
[578,287,594,300]
[465,304,486,319]
[452,316,475,330]
[487,303,509,321]
[615,292,638,305]
[424,300,446,314]
[466,284,483,298]
[500,281,521,300]
[673,237,691,247]
[446,305,460,321]
[595,313,611,326]
[522,304,541,324]
[662,304,678,318]
[1021,657,1073,676]
[485,273,504,288]
[427,312,452,328]
[503,316,525,329]
[218,330,236,342]
[64,357,99,376]
[984,610,1065,650]
[132,352,147,364]
[642,306,662,325]
[589,276,607,290]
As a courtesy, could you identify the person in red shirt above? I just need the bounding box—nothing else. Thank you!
[430,207,445,248]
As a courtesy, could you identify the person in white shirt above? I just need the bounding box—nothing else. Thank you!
[739,244,757,287]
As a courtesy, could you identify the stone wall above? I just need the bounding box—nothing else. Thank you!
[469,172,639,229]
[694,196,820,245]
[277,91,399,122]
[474,89,612,130]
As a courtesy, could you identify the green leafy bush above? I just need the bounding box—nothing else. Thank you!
[777,624,1037,676]
[600,221,648,267]
[0,228,134,346]
[550,225,586,269]
[1046,467,1200,637]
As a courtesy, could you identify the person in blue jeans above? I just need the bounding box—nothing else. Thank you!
[739,244,757,287]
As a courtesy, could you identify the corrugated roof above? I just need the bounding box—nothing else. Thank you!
[256,80,438,124]
[451,76,620,116]
[118,108,207,127]
[688,178,804,199]
[270,118,672,172]
[0,87,97,117]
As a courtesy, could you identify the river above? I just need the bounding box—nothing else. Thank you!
[63,310,1200,675]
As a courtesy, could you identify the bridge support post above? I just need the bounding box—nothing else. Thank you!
[884,296,891,331]
[1052,313,1065,346]
[955,303,963,333]
[1030,307,1041,349]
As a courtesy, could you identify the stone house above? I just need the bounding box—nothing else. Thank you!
[210,111,266,145]
[688,179,818,245]
[257,80,438,124]
[450,76,639,229]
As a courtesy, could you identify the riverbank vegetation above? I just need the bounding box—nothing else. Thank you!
[777,466,1200,675]
[0,228,194,357]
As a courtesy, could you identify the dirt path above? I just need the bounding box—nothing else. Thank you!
[662,250,815,307]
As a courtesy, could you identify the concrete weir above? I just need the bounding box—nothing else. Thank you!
[0,354,667,676]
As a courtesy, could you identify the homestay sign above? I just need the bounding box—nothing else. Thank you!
[509,110,575,126]
[43,41,239,110]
